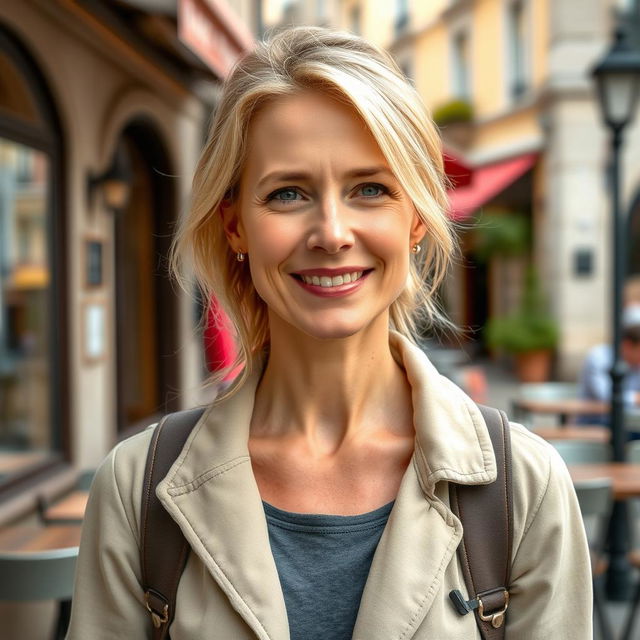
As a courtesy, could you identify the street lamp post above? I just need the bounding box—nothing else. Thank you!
[592,25,640,600]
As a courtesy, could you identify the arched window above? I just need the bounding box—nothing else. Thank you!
[0,26,66,488]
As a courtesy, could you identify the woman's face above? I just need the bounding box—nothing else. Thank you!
[224,90,426,342]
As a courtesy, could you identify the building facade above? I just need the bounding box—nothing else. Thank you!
[0,0,253,524]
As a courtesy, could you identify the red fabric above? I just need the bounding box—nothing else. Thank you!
[447,153,538,220]
[443,150,473,188]
[204,298,238,380]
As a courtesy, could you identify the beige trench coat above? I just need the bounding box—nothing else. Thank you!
[66,333,592,639]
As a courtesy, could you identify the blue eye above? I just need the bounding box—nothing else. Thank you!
[359,184,386,198]
[271,188,301,202]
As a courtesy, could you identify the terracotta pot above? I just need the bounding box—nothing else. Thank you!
[514,349,553,383]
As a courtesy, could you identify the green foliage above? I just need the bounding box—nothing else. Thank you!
[432,99,474,127]
[485,267,559,353]
[472,211,529,261]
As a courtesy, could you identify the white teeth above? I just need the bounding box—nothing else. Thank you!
[301,271,364,287]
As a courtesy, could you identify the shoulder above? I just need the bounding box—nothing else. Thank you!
[89,425,157,540]
[507,422,577,543]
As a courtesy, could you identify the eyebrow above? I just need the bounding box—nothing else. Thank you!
[256,166,395,189]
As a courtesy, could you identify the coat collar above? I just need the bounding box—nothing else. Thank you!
[156,331,496,639]
[389,332,497,489]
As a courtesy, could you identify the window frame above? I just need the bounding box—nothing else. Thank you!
[503,0,532,105]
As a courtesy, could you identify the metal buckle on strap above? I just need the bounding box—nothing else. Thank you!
[144,591,169,629]
[478,590,510,629]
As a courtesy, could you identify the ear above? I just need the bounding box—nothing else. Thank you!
[409,211,427,247]
[220,200,247,253]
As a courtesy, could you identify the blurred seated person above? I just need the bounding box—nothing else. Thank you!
[578,304,640,425]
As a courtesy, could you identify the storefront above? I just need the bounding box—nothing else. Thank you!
[0,0,252,522]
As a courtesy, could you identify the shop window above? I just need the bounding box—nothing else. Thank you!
[0,138,51,459]
[507,0,528,101]
[452,30,471,99]
[0,28,64,489]
[395,0,409,34]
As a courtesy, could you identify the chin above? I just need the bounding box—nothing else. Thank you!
[294,310,388,342]
[302,324,364,341]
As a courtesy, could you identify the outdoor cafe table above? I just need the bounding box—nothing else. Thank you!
[533,426,610,442]
[569,462,640,500]
[512,398,609,425]
[43,491,89,524]
[0,524,82,552]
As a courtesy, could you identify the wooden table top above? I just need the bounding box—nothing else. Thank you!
[533,426,610,442]
[0,525,82,553]
[513,398,609,416]
[0,452,48,475]
[569,462,640,500]
[44,491,89,522]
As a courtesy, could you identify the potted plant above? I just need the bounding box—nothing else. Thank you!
[485,267,559,382]
[432,99,474,149]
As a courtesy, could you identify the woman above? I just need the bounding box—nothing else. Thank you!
[67,27,592,639]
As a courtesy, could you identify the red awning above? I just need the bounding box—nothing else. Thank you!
[448,152,538,220]
[443,149,472,188]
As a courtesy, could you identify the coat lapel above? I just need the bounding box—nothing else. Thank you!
[156,371,289,640]
[353,458,462,639]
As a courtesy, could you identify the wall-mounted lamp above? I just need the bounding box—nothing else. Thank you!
[87,144,132,212]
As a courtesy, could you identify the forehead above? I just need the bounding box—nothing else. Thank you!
[242,90,389,180]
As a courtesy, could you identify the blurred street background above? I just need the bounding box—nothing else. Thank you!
[1,0,640,638]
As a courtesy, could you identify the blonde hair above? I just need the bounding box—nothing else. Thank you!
[171,26,457,392]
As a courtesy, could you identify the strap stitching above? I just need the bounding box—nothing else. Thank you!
[142,415,169,586]
[452,485,478,598]
[500,410,512,588]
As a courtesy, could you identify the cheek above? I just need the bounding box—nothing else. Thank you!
[246,219,298,264]
[365,216,413,264]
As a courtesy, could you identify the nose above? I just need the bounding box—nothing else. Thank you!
[306,195,355,254]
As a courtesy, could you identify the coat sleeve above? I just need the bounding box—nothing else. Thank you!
[66,431,153,639]
[505,430,593,639]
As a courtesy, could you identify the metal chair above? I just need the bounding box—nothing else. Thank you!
[573,478,614,640]
[550,440,613,464]
[0,546,78,639]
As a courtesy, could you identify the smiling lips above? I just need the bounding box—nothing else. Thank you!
[302,271,363,287]
[292,268,371,297]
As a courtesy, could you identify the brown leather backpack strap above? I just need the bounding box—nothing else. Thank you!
[449,404,514,640]
[140,407,206,640]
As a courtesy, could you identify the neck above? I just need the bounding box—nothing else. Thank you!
[250,314,413,454]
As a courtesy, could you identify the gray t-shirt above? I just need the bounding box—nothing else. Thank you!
[263,500,393,640]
